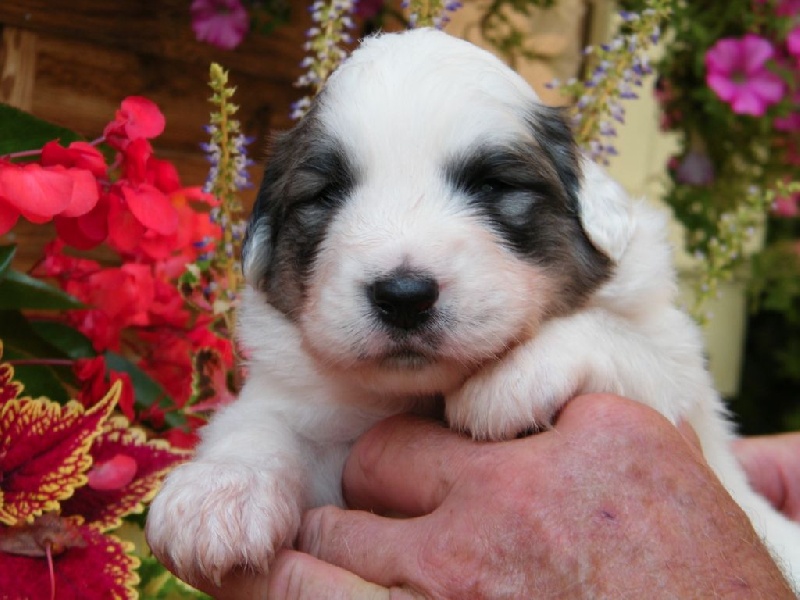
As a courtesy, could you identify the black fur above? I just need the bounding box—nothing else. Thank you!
[243,103,357,318]
[445,105,612,312]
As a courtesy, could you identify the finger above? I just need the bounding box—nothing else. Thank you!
[733,433,800,521]
[676,419,703,451]
[553,393,661,431]
[344,413,481,515]
[297,504,429,590]
[267,550,420,600]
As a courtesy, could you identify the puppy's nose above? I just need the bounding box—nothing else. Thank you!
[369,274,439,330]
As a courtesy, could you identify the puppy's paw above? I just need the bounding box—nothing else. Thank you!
[146,459,303,586]
[446,334,588,441]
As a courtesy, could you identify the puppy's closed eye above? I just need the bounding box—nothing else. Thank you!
[288,149,356,208]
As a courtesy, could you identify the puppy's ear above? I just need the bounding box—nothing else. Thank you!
[527,105,582,211]
[527,104,633,263]
[242,133,287,288]
[576,158,635,263]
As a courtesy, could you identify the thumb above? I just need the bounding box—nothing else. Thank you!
[268,549,419,600]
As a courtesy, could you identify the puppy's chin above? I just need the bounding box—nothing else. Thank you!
[379,348,434,370]
[312,346,473,397]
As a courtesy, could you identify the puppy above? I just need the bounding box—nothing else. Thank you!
[146,28,800,589]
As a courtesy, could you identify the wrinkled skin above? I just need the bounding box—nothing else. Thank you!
[189,394,796,599]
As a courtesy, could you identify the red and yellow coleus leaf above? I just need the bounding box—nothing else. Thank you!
[0,514,138,600]
[0,357,23,404]
[61,415,189,532]
[0,365,121,526]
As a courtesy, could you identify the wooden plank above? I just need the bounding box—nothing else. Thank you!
[29,32,294,151]
[0,27,37,109]
[0,0,312,81]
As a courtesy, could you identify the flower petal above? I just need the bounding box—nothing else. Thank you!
[749,71,786,104]
[741,34,775,73]
[0,163,73,219]
[730,87,768,116]
[705,38,740,75]
[58,169,100,218]
[119,96,165,140]
[121,183,179,235]
[706,73,738,102]
[41,141,108,179]
[0,198,20,236]
[55,197,110,250]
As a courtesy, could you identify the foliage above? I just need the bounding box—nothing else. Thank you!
[0,63,248,597]
[475,0,557,66]
[1,1,796,596]
[0,344,188,599]
[617,0,800,429]
[555,2,671,159]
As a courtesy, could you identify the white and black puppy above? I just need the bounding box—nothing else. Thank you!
[146,28,800,588]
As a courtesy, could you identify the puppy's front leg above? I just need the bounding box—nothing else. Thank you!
[446,307,704,440]
[145,383,320,587]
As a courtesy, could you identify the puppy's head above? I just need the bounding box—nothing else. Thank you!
[242,29,627,396]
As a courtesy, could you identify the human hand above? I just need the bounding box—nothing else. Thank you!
[263,394,794,599]
[733,432,800,523]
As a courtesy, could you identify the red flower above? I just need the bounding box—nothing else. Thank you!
[137,330,195,406]
[54,196,111,250]
[119,182,179,235]
[74,264,156,330]
[74,356,110,409]
[49,258,159,351]
[147,156,183,194]
[0,161,100,235]
[40,141,108,179]
[164,426,201,450]
[75,357,136,421]
[103,96,166,151]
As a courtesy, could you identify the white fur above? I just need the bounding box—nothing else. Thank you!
[146,29,800,589]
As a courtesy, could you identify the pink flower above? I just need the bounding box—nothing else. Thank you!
[191,0,250,50]
[676,151,715,186]
[776,0,800,15]
[788,27,800,64]
[705,35,785,116]
[773,192,798,217]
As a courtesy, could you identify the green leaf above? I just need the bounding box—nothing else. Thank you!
[137,556,211,600]
[28,320,95,359]
[104,351,185,428]
[0,309,77,392]
[0,103,82,156]
[0,245,15,279]
[3,345,70,404]
[0,269,83,310]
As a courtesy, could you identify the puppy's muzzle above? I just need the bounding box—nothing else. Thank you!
[368,270,439,330]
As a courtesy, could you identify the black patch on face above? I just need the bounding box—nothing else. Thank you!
[445,105,613,313]
[243,101,357,318]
